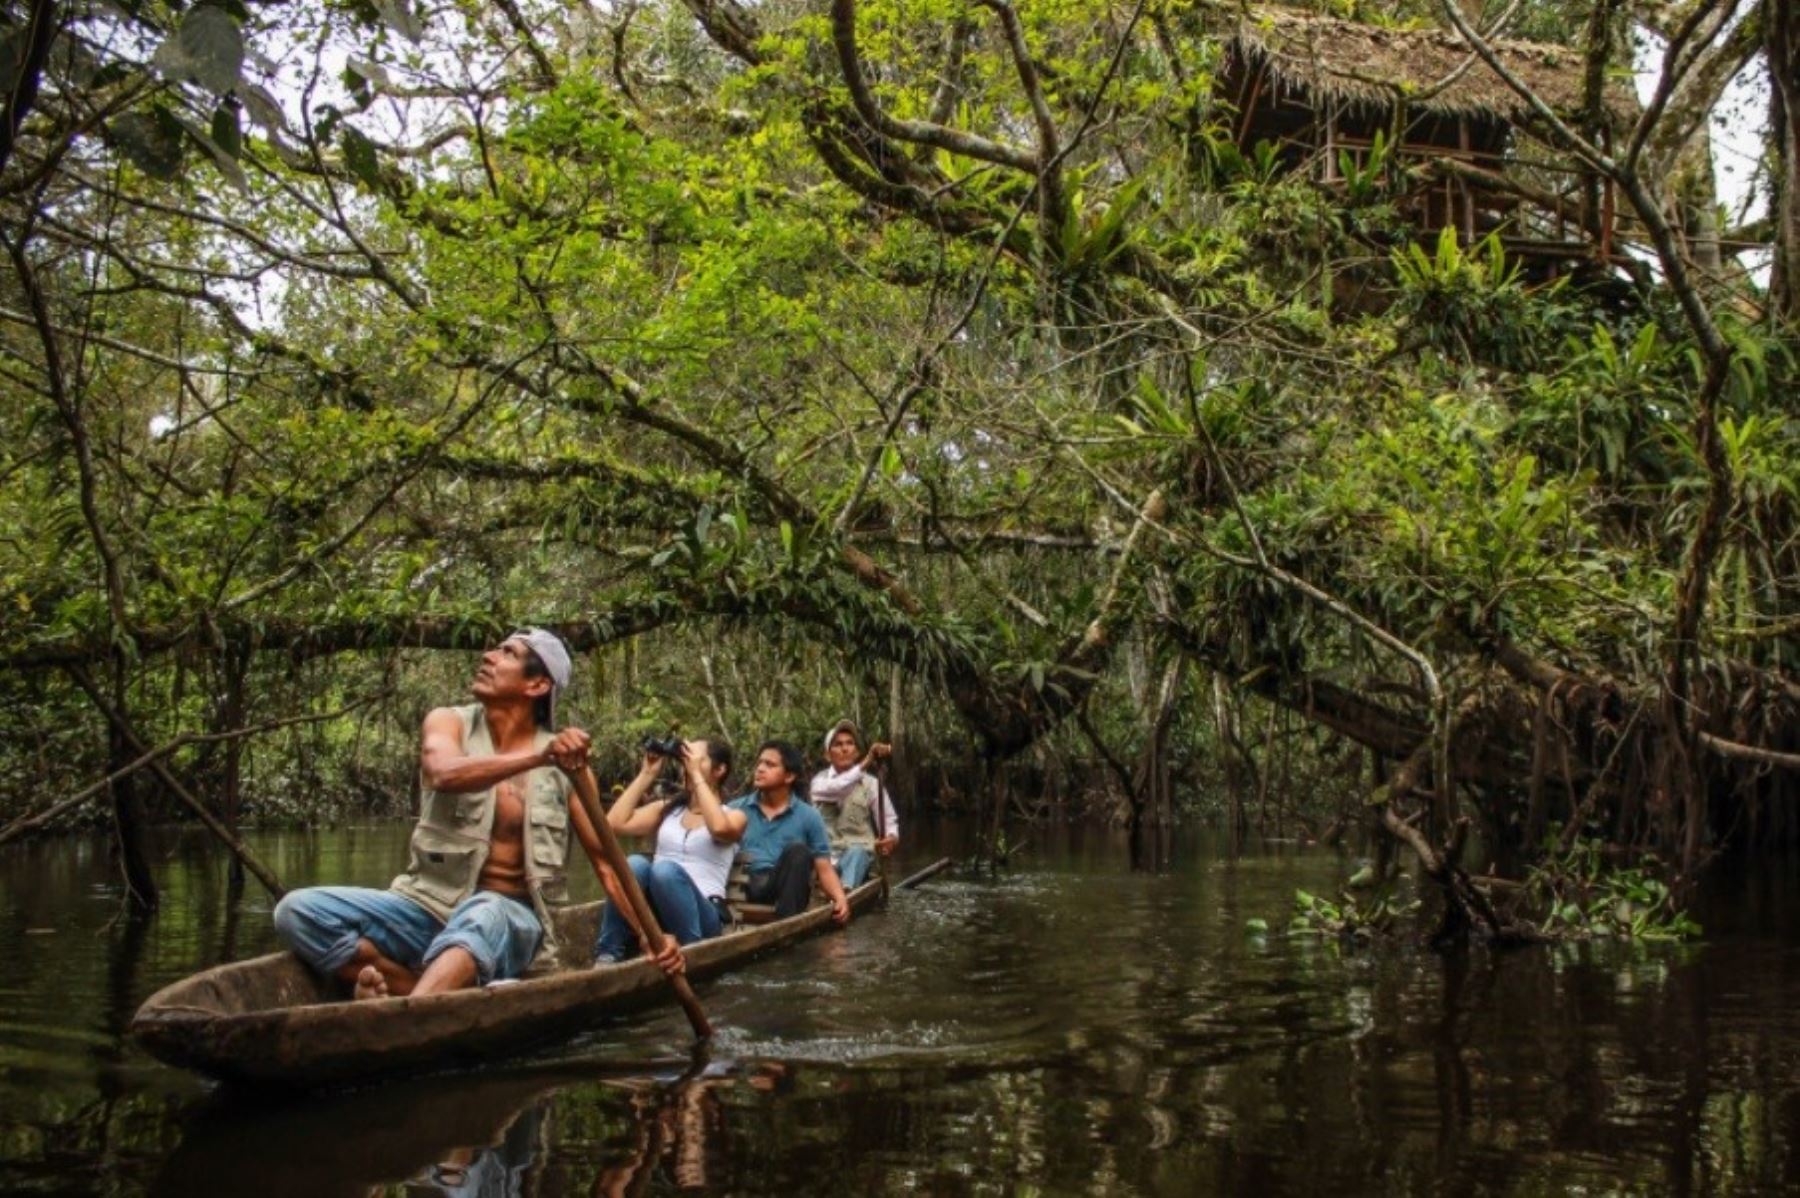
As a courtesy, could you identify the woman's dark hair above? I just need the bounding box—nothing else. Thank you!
[700,737,733,780]
[757,739,806,798]
[658,738,736,823]
[520,647,554,728]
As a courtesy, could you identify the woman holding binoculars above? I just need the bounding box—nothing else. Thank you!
[591,738,746,965]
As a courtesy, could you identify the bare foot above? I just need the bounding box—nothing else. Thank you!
[353,964,389,1001]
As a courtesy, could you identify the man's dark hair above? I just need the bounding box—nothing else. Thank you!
[757,739,805,797]
[520,646,554,729]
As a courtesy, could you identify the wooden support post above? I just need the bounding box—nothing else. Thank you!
[1601,177,1616,261]
[1235,61,1267,148]
[1323,103,1337,182]
[1599,128,1616,260]
[1458,118,1475,244]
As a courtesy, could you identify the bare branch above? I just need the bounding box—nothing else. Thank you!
[1698,731,1800,770]
[976,0,1065,215]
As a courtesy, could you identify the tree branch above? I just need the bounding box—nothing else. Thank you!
[830,0,1040,173]
[67,666,288,898]
[0,696,385,847]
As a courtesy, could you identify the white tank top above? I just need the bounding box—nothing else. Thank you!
[654,805,737,900]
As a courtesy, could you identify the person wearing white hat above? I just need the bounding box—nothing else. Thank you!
[273,629,681,1000]
[809,719,899,888]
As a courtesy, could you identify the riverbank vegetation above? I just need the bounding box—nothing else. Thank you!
[0,0,1792,940]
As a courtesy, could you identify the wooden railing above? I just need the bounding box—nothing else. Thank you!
[1312,132,1637,265]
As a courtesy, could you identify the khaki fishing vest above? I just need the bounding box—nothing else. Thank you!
[820,774,883,851]
[390,705,573,949]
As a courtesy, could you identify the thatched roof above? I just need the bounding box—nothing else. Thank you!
[1227,7,1639,129]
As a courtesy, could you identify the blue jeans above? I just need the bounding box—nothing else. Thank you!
[836,847,875,888]
[594,855,723,962]
[272,886,543,987]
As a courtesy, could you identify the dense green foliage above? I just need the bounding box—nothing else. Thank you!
[0,0,1792,925]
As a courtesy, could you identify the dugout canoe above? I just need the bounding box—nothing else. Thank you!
[131,879,885,1089]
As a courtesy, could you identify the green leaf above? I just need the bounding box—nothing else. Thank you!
[375,0,426,43]
[210,100,242,160]
[340,126,381,189]
[313,104,343,145]
[238,82,286,133]
[346,56,392,91]
[343,65,374,112]
[155,6,244,94]
[174,111,248,192]
[1083,176,1149,268]
[108,109,186,180]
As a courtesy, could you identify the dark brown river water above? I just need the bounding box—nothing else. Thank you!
[2,821,1798,1195]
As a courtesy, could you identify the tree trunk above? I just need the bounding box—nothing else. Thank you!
[1257,702,1276,834]
[1212,673,1252,846]
[887,663,913,809]
[1673,125,1724,276]
[219,643,250,897]
[1770,0,1800,322]
[1133,658,1184,831]
[987,757,1010,870]
[106,663,158,912]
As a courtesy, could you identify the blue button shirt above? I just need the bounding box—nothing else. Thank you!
[727,794,831,871]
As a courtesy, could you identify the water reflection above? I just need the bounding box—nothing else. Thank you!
[596,1065,772,1196]
[149,1060,819,1198]
[2,825,1800,1194]
[152,1070,564,1198]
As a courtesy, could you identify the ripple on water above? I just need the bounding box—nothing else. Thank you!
[3,827,1799,1198]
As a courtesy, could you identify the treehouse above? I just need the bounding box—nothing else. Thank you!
[1217,8,1641,276]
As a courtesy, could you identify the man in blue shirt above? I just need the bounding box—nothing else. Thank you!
[726,740,851,922]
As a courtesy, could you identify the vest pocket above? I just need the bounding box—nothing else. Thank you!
[529,794,569,903]
[407,825,480,909]
[529,800,568,865]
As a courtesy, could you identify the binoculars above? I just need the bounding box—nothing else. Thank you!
[641,734,685,758]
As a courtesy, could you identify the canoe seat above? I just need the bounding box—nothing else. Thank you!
[723,857,821,927]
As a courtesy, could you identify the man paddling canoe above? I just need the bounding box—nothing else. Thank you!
[272,629,682,999]
[809,719,899,888]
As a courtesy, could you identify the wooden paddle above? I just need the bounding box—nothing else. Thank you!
[893,857,953,890]
[568,767,713,1040]
[871,757,893,895]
